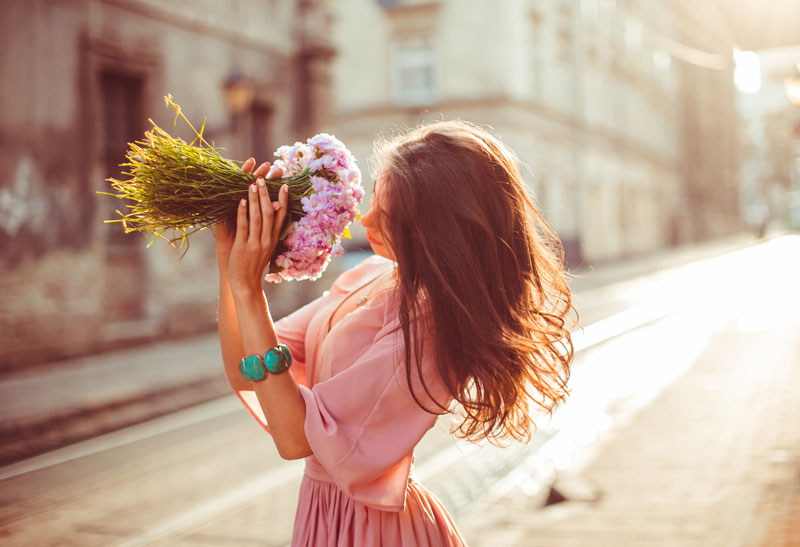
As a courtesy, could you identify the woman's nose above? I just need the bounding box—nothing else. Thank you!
[360,208,372,228]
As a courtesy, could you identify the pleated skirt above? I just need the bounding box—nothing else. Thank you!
[291,475,468,546]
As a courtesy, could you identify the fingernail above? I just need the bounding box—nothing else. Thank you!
[282,183,288,193]
[257,178,265,187]
[250,184,257,193]
[240,198,247,206]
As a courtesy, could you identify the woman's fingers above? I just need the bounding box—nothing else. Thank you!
[267,164,284,179]
[257,178,274,246]
[234,197,248,245]
[241,158,256,174]
[271,184,289,244]
[247,182,261,243]
[253,161,271,178]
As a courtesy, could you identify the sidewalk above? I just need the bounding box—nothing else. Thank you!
[0,232,770,466]
[461,320,800,547]
[0,334,230,465]
[459,235,800,546]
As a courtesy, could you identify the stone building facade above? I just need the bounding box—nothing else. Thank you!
[328,0,741,266]
[0,0,335,370]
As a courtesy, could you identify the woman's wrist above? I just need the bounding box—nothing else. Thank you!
[216,250,231,273]
[231,286,273,344]
[230,280,266,302]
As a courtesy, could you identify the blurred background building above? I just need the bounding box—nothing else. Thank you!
[1,0,797,371]
[0,0,335,370]
[331,0,741,265]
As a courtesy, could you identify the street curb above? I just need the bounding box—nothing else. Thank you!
[0,375,230,467]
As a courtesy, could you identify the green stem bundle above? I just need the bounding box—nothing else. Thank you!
[100,95,313,249]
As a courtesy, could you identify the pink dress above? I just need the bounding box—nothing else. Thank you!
[235,255,468,546]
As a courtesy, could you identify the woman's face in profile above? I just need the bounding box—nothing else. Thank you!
[360,176,395,260]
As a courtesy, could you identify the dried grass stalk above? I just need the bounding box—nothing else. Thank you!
[100,95,312,251]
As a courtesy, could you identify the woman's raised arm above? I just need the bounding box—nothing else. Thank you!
[215,158,312,460]
[215,158,264,392]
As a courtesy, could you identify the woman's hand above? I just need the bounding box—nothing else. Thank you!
[214,158,276,260]
[227,167,289,296]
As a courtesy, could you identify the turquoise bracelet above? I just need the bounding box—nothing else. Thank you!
[265,344,293,373]
[238,344,293,382]
[239,354,266,382]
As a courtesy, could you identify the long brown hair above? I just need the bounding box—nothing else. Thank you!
[374,121,576,443]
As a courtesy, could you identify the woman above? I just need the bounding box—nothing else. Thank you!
[215,121,575,546]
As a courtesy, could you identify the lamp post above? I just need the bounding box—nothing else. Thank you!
[222,70,255,154]
[784,76,800,107]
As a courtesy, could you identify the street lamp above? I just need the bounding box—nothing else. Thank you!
[222,70,255,154]
[223,70,255,116]
[784,77,800,107]
[784,62,800,107]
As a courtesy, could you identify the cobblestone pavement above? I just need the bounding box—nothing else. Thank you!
[460,236,800,547]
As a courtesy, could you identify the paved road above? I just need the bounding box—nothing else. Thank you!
[1,236,797,546]
[461,235,800,547]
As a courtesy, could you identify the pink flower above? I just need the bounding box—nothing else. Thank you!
[264,133,363,283]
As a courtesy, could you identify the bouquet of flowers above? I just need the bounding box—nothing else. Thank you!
[103,95,363,282]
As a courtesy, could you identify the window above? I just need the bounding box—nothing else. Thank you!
[581,0,599,19]
[100,70,145,248]
[391,41,436,106]
[99,69,148,321]
[530,11,543,99]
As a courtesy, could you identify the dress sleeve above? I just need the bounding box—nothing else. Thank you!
[235,294,325,431]
[297,324,449,511]
[234,255,395,433]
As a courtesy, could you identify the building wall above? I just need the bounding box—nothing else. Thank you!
[0,0,336,370]
[673,1,742,242]
[328,0,740,266]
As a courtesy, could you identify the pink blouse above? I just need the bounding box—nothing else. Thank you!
[235,255,467,546]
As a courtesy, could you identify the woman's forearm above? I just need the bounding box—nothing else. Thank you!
[232,287,312,460]
[217,257,253,393]
[216,176,308,459]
